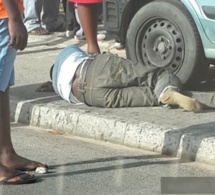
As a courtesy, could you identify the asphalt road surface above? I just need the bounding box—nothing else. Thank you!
[1,123,215,195]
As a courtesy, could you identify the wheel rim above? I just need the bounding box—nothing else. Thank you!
[137,18,185,73]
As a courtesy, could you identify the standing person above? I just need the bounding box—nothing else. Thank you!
[69,0,102,55]
[23,0,65,35]
[0,0,46,185]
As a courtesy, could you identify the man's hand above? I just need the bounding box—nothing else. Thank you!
[8,18,28,51]
[36,81,54,92]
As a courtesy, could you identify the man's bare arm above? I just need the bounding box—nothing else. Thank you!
[2,0,22,20]
[36,81,54,92]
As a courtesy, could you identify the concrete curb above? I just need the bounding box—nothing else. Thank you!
[10,95,215,166]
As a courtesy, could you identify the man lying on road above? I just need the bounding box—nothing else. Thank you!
[36,45,215,112]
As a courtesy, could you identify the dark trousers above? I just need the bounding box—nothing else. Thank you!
[62,0,67,13]
[79,53,182,108]
[64,1,80,31]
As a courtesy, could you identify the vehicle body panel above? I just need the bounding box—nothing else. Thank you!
[103,0,215,59]
[180,0,215,58]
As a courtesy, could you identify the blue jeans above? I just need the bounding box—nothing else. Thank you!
[0,19,16,92]
[23,0,61,31]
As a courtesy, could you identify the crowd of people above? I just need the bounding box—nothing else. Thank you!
[21,0,105,55]
[23,0,64,35]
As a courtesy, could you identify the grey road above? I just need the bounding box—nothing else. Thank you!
[1,123,215,195]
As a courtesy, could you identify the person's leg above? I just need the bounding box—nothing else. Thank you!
[23,0,49,34]
[42,0,64,31]
[0,19,46,172]
[80,53,202,111]
[89,86,159,107]
[62,0,67,14]
[0,31,37,179]
[97,3,103,24]
[66,1,74,31]
[77,3,100,54]
[154,71,202,112]
[101,72,202,110]
[80,53,161,107]
[182,91,215,109]
[66,1,80,37]
[74,5,85,39]
[0,89,46,171]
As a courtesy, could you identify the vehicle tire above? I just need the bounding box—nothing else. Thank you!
[126,0,209,87]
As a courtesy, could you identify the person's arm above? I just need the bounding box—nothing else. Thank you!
[2,0,28,50]
[36,81,54,92]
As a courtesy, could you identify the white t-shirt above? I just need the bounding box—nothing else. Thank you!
[52,45,90,104]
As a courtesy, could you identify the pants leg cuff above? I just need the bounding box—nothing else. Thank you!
[158,85,179,104]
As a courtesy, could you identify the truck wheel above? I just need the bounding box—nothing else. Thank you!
[126,0,209,87]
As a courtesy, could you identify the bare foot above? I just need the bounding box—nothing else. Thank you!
[0,164,36,184]
[160,90,203,113]
[0,152,47,171]
[87,44,100,55]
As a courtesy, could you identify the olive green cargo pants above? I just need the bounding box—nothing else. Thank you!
[79,53,182,108]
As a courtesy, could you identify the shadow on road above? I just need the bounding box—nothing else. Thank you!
[41,155,183,179]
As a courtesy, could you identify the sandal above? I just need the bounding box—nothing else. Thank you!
[29,27,50,35]
[0,171,36,185]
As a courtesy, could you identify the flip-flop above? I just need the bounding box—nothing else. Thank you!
[0,171,36,185]
[29,27,50,35]
[17,164,48,172]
